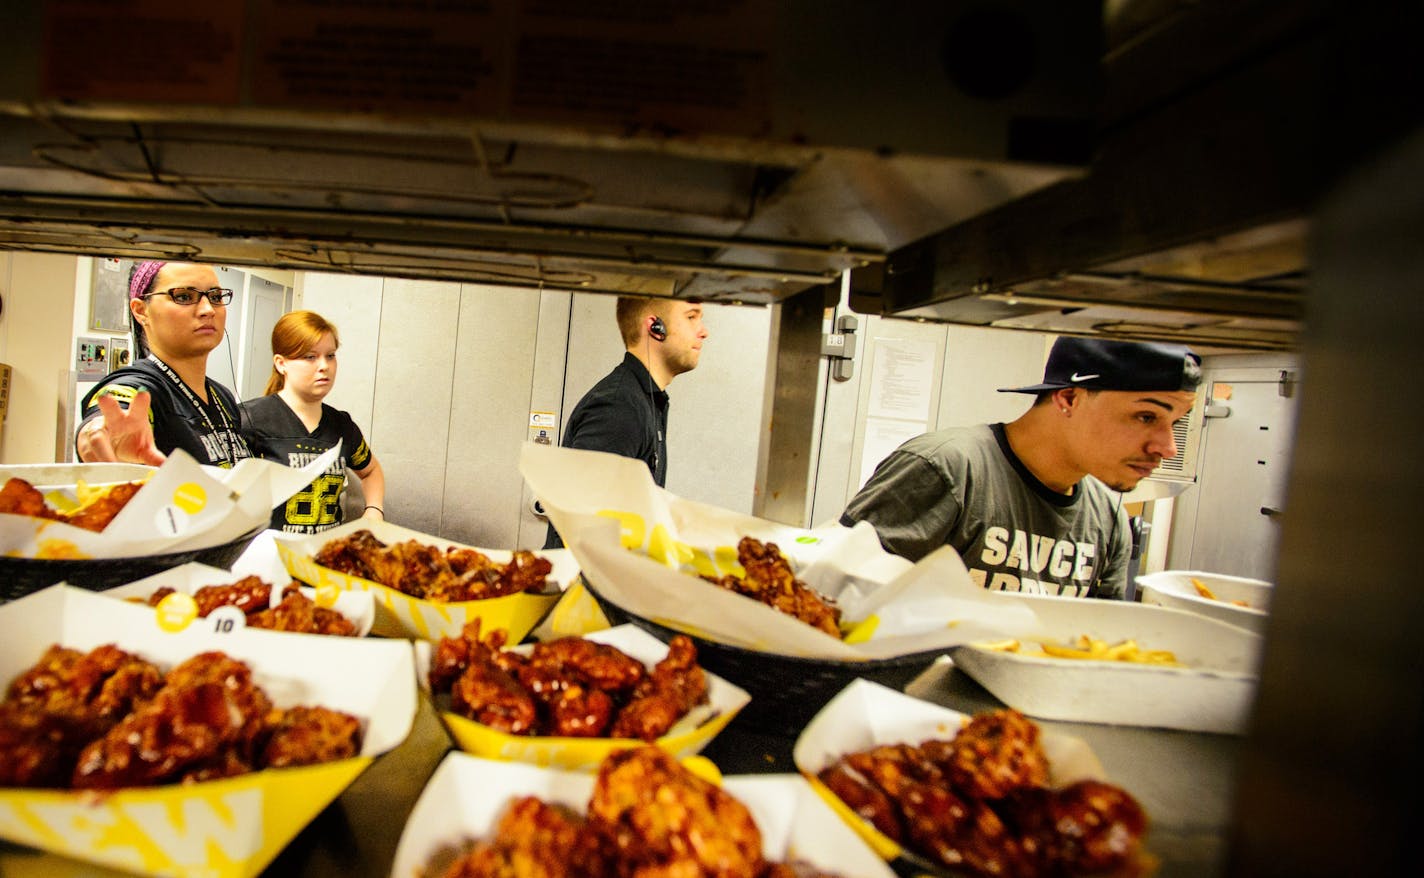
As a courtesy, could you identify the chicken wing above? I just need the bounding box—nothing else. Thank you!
[262,705,362,768]
[930,708,1050,801]
[451,661,539,736]
[429,619,510,692]
[315,530,552,601]
[1003,780,1150,876]
[528,637,646,695]
[1,645,360,790]
[247,589,356,636]
[438,796,609,878]
[588,746,764,878]
[63,481,143,531]
[0,477,53,519]
[0,477,143,532]
[705,537,841,638]
[189,576,272,616]
[72,651,273,789]
[609,635,708,742]
[818,709,1149,878]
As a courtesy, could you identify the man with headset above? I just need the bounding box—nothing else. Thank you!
[840,337,1201,599]
[544,296,708,549]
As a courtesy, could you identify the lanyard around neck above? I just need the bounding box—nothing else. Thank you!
[146,354,236,466]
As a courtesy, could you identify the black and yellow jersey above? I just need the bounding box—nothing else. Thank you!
[241,395,373,534]
[79,358,252,468]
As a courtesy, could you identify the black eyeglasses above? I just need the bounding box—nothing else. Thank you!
[143,287,234,306]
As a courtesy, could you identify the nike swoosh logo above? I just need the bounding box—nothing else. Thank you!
[1070,372,1100,382]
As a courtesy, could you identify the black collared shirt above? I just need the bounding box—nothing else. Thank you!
[545,352,668,548]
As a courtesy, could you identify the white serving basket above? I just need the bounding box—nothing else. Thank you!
[948,591,1264,734]
[1137,569,1272,633]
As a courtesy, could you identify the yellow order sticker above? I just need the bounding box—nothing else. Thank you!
[172,482,207,513]
[155,592,199,632]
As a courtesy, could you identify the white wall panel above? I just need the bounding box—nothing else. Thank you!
[442,283,543,548]
[368,278,460,534]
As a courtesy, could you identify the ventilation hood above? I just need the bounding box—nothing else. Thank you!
[0,1,1093,302]
[0,1,1413,352]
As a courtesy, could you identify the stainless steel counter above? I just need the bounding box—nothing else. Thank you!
[0,659,1240,877]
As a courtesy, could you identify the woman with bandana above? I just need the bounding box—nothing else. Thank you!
[76,261,251,468]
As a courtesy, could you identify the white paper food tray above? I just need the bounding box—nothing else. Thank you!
[104,560,376,637]
[792,679,1111,869]
[414,624,750,769]
[0,461,157,491]
[0,447,339,558]
[1137,569,1272,633]
[389,752,896,878]
[520,443,1049,662]
[274,518,578,641]
[0,584,417,878]
[948,591,1262,733]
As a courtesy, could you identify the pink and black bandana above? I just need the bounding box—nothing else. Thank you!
[129,260,167,299]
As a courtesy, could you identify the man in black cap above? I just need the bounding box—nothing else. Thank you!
[840,337,1201,599]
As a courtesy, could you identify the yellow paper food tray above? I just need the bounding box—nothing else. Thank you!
[1137,569,1273,634]
[273,519,575,641]
[0,584,417,878]
[416,624,750,770]
[389,752,896,878]
[104,560,376,637]
[947,591,1262,733]
[792,678,1109,873]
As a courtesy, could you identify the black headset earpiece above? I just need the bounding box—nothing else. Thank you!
[649,316,667,342]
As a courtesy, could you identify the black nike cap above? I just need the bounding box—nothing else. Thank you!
[999,337,1202,394]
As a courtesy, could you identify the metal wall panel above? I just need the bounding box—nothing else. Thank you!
[367,279,461,535]
[665,303,772,514]
[516,290,575,547]
[300,272,384,435]
[300,272,386,521]
[560,295,774,517]
[936,325,1048,431]
[443,283,543,548]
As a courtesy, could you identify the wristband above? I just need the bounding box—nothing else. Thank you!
[364,505,383,514]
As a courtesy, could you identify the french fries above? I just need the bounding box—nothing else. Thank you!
[1192,576,1251,608]
[980,634,1180,667]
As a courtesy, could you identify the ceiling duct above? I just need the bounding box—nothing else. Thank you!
[849,0,1420,352]
[1,1,1413,352]
[0,0,1092,304]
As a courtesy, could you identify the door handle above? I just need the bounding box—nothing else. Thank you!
[1260,506,1283,517]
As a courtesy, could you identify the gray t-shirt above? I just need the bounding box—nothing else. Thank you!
[840,424,1130,599]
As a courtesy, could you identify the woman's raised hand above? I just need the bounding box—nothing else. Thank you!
[77,392,167,466]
